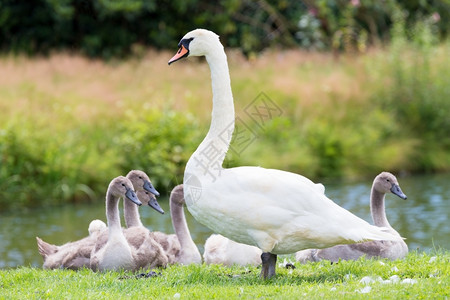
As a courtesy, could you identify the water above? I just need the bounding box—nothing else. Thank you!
[0,172,448,268]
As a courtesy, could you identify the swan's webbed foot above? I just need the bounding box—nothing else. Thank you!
[260,252,277,279]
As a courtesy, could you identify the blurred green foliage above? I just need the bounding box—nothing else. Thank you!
[0,121,120,210]
[0,0,448,58]
[376,11,450,172]
[0,10,448,211]
[116,110,204,193]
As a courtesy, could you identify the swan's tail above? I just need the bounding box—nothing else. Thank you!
[354,226,402,243]
[36,237,58,259]
[332,203,404,244]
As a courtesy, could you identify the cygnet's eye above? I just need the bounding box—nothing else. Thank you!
[122,184,125,187]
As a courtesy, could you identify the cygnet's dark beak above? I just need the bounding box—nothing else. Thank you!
[125,188,142,206]
[390,184,407,200]
[148,195,165,214]
[143,180,160,197]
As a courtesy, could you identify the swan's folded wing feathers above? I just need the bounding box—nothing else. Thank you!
[198,166,397,252]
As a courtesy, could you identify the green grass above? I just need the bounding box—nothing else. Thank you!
[1,251,448,299]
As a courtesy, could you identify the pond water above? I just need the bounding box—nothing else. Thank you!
[0,172,448,268]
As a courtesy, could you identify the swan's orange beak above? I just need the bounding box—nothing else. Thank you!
[168,45,189,65]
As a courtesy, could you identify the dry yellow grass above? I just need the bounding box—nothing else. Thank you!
[0,49,381,127]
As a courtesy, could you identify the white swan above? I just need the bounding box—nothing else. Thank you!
[204,234,262,266]
[169,29,400,278]
[90,176,168,271]
[296,172,408,263]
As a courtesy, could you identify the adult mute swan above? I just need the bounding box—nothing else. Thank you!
[169,29,399,279]
[296,172,408,263]
[90,176,168,271]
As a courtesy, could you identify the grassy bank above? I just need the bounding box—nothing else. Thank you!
[1,251,448,299]
[0,39,449,210]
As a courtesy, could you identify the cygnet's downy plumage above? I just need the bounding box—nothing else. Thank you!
[296,172,408,263]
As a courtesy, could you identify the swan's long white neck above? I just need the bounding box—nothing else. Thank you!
[105,191,123,235]
[370,188,391,229]
[185,46,235,178]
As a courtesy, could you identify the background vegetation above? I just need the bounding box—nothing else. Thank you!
[0,0,448,58]
[0,2,449,211]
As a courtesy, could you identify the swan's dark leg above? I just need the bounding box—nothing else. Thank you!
[260,252,277,279]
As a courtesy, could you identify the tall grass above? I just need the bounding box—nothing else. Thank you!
[0,25,449,210]
[377,16,450,172]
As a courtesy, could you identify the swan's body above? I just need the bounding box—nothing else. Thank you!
[204,234,261,266]
[296,172,408,263]
[169,29,400,278]
[36,219,106,270]
[185,167,398,252]
[90,176,167,271]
